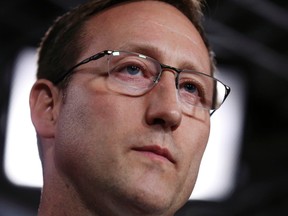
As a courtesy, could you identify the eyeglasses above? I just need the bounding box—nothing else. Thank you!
[55,50,230,116]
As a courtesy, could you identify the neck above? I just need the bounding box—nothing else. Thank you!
[38,172,94,216]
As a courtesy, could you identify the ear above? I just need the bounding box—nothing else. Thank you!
[29,79,62,138]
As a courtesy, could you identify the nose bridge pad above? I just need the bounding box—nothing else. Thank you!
[157,69,181,105]
[158,64,179,81]
[174,72,179,89]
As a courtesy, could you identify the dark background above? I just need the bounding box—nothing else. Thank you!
[0,0,288,215]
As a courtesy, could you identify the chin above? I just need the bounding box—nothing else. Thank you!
[122,188,182,216]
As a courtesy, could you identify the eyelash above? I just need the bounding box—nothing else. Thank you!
[179,78,205,95]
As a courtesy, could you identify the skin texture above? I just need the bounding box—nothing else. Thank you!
[30,1,211,216]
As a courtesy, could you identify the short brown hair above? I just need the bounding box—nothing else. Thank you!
[37,0,211,88]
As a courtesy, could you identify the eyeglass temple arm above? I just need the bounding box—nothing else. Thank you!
[53,50,112,84]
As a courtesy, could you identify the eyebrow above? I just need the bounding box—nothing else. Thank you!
[117,42,209,74]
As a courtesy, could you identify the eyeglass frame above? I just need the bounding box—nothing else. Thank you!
[53,50,231,116]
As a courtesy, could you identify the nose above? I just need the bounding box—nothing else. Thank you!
[145,71,182,130]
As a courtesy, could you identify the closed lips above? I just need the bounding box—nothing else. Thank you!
[132,145,175,164]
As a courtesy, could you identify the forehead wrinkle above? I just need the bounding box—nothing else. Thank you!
[117,15,210,72]
[145,18,201,47]
[119,11,203,49]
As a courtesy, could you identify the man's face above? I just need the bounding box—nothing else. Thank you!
[54,1,211,215]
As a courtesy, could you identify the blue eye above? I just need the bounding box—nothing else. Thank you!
[184,83,198,94]
[126,65,141,75]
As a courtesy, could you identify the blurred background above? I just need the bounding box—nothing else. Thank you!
[0,0,287,215]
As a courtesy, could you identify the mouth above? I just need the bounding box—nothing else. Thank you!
[132,145,175,164]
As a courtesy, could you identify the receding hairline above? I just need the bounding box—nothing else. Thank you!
[77,0,211,69]
[77,1,211,74]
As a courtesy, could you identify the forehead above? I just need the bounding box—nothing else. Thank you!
[81,1,210,73]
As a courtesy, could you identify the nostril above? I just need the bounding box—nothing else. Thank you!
[152,118,166,125]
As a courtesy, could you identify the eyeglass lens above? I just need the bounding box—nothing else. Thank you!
[103,51,228,115]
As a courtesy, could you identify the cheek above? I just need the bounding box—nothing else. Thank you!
[180,114,210,157]
[175,117,210,199]
[54,84,144,175]
[185,117,210,171]
[53,86,112,171]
